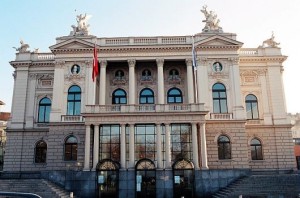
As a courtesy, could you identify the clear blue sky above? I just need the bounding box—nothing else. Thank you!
[1,0,300,113]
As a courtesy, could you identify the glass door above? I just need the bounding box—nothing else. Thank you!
[98,170,118,198]
[136,170,156,198]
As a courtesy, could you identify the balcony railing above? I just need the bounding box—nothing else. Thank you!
[85,103,205,114]
[210,113,233,120]
[61,115,84,122]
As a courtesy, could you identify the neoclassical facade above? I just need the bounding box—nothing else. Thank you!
[5,8,296,198]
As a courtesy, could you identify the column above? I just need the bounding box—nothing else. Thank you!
[25,74,37,128]
[92,124,100,170]
[260,72,272,124]
[156,58,165,104]
[197,58,209,107]
[128,59,136,105]
[156,124,162,169]
[165,123,171,168]
[186,59,195,104]
[120,124,126,169]
[83,125,91,171]
[99,60,107,105]
[200,123,208,169]
[191,123,199,169]
[229,58,245,119]
[129,124,135,168]
[85,60,96,105]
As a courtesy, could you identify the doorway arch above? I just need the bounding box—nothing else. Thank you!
[96,159,120,198]
[135,158,156,198]
[172,158,195,198]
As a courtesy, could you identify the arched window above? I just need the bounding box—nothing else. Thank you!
[115,70,124,80]
[67,85,81,115]
[218,135,231,159]
[169,69,179,79]
[246,94,259,119]
[167,88,182,103]
[64,136,78,161]
[212,83,228,113]
[251,138,263,160]
[35,140,47,163]
[38,97,51,123]
[139,88,154,104]
[112,89,127,104]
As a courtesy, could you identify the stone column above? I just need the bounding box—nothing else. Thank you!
[156,123,163,169]
[197,58,209,107]
[200,123,208,169]
[259,71,272,124]
[229,57,245,119]
[120,124,126,169]
[186,59,195,104]
[99,60,107,105]
[156,58,165,104]
[191,123,199,169]
[84,125,91,171]
[128,59,136,105]
[129,124,135,168]
[85,60,96,105]
[26,74,37,128]
[165,123,171,168]
[92,124,100,170]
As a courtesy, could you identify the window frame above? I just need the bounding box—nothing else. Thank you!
[212,83,228,113]
[250,138,263,160]
[64,135,78,161]
[112,89,127,104]
[217,135,231,160]
[167,88,183,104]
[38,97,51,123]
[67,85,81,115]
[139,88,155,104]
[246,94,259,120]
[35,140,47,163]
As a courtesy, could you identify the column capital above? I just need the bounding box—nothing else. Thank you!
[85,60,93,68]
[156,58,164,67]
[198,57,208,65]
[100,60,107,68]
[128,59,136,67]
[185,59,193,66]
[228,57,240,64]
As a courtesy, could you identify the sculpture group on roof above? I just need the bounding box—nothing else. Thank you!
[201,5,223,32]
[261,32,280,48]
[70,13,91,36]
[13,40,30,53]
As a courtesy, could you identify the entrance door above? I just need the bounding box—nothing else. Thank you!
[136,159,156,198]
[173,159,194,198]
[97,160,119,198]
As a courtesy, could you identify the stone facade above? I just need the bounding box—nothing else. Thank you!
[4,9,296,198]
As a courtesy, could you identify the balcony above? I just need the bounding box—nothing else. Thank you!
[61,115,85,122]
[210,113,233,120]
[84,103,205,114]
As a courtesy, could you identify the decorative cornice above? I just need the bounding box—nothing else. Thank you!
[239,56,287,63]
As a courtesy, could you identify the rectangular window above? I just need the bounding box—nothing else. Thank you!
[99,125,120,162]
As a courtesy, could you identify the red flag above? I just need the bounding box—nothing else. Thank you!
[92,45,99,82]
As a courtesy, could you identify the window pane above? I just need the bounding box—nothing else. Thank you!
[220,100,227,113]
[75,94,81,100]
[74,102,81,115]
[148,97,154,103]
[252,103,259,119]
[213,100,220,113]
[168,97,174,103]
[140,97,146,104]
[220,92,226,98]
[45,106,50,122]
[67,102,74,115]
[38,107,45,122]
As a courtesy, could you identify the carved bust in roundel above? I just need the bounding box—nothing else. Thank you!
[213,62,223,72]
[71,64,80,74]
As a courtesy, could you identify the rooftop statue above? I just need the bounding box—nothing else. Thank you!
[201,5,223,33]
[70,13,92,36]
[13,40,30,53]
[261,32,280,48]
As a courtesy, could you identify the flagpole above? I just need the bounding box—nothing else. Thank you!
[192,35,198,103]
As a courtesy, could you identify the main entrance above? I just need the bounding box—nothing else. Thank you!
[135,158,156,198]
[97,159,120,198]
[172,159,195,198]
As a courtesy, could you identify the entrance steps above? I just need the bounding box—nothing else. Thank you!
[212,174,300,198]
[0,179,73,198]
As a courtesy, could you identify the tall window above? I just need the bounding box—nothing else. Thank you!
[167,88,183,103]
[99,125,120,161]
[67,85,81,115]
[212,83,228,113]
[35,140,47,163]
[250,138,263,160]
[64,136,78,161]
[112,89,127,104]
[171,124,192,161]
[246,94,259,119]
[218,135,231,159]
[38,97,51,123]
[135,124,156,161]
[139,88,154,104]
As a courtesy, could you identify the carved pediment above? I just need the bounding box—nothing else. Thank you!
[49,38,97,53]
[195,35,243,48]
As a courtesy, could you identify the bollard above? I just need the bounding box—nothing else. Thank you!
[70,192,73,198]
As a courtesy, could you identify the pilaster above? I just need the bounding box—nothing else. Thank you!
[156,58,165,104]
[99,60,107,105]
[128,59,136,105]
